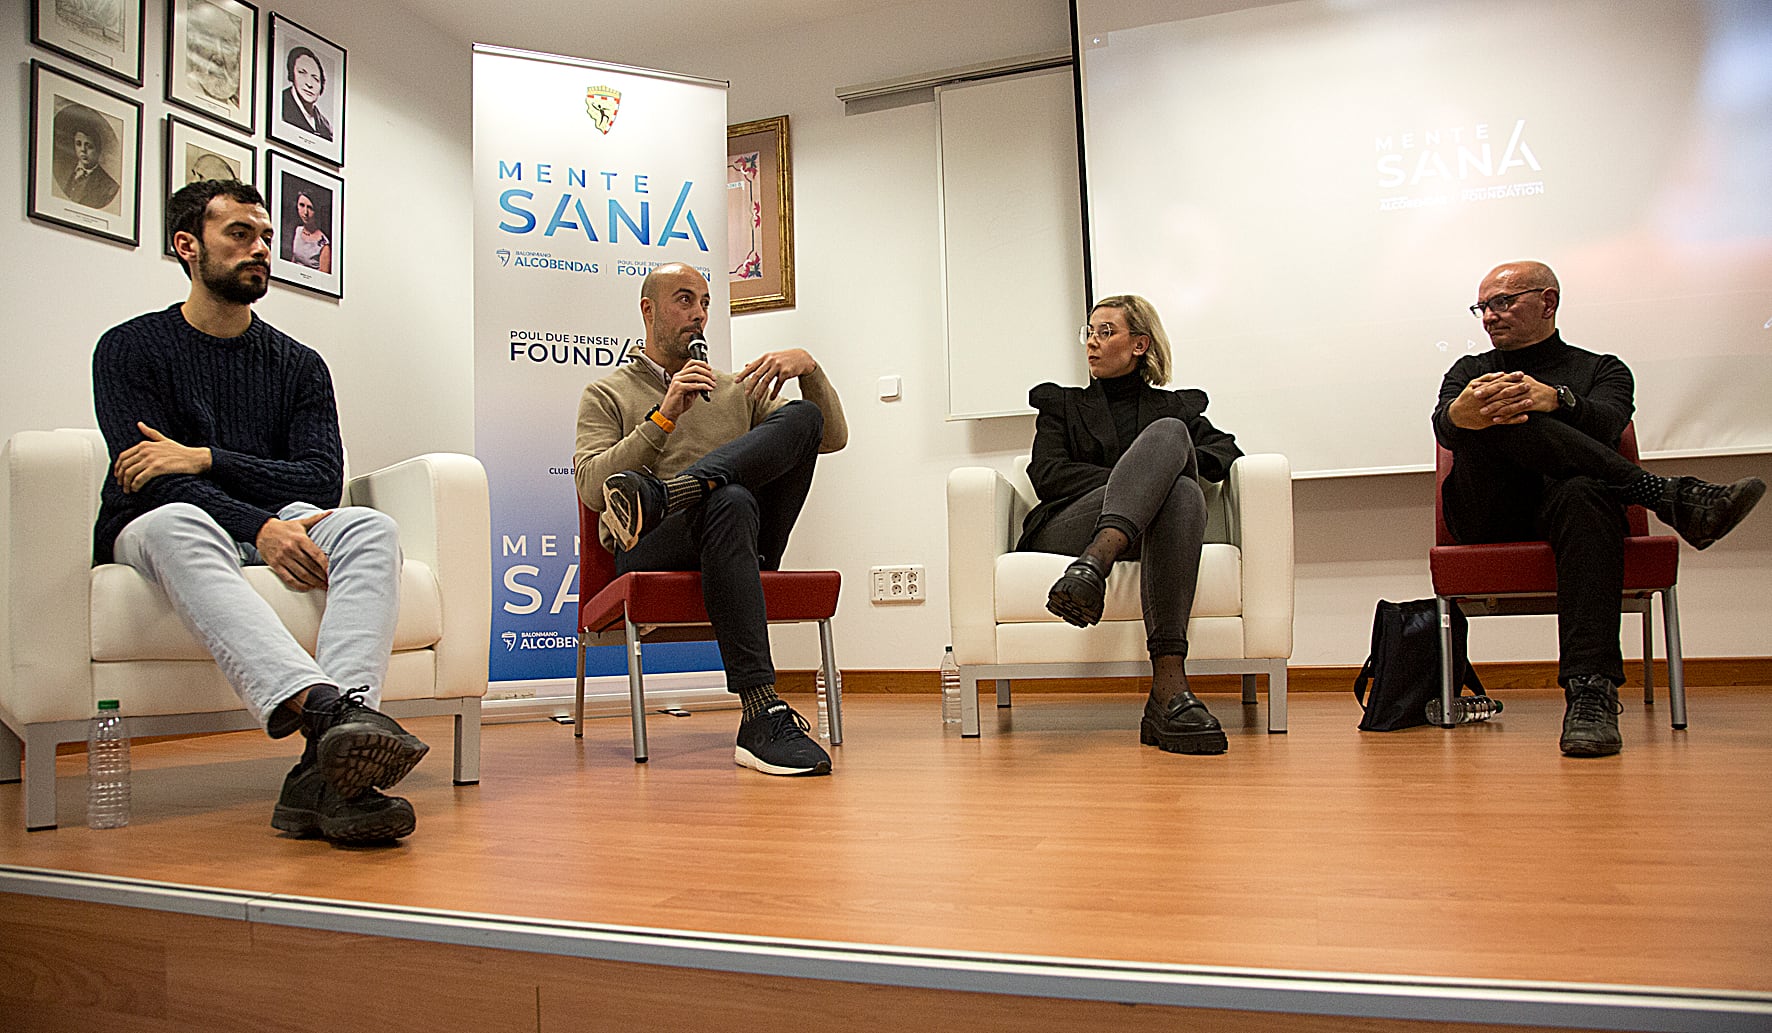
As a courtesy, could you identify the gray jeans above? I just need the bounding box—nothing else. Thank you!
[113,501,402,731]
[1020,418,1208,657]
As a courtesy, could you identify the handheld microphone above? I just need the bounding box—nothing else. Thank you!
[687,335,712,401]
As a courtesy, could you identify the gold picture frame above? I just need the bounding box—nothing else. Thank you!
[726,115,794,313]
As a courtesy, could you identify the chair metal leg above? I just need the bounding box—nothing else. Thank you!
[625,613,648,762]
[25,727,59,831]
[574,628,589,739]
[1241,674,1258,706]
[818,618,843,746]
[1266,663,1288,734]
[0,721,20,784]
[961,670,982,737]
[452,698,481,785]
[1435,596,1457,728]
[1641,608,1655,705]
[1663,586,1687,730]
[996,678,1012,708]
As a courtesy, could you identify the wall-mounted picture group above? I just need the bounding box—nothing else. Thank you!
[26,0,348,297]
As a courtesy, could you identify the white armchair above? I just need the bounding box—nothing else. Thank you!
[0,428,492,830]
[946,453,1293,736]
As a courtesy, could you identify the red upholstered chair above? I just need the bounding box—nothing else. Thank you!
[574,499,843,761]
[1429,424,1685,729]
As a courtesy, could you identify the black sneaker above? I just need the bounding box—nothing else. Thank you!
[1140,692,1228,755]
[735,701,832,776]
[1654,475,1765,550]
[1560,675,1624,757]
[601,470,667,551]
[304,688,429,798]
[271,762,415,843]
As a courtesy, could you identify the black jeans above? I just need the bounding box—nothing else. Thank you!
[614,400,823,693]
[1020,418,1209,658]
[1440,414,1638,686]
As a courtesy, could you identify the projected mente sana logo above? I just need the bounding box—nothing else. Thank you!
[1374,119,1543,213]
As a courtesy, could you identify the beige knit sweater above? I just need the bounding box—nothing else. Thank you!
[573,360,848,553]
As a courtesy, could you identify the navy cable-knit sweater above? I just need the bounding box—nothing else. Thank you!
[91,303,344,564]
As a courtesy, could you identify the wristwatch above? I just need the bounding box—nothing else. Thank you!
[1554,385,1577,412]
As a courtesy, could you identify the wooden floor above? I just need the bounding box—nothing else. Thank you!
[3,686,1770,996]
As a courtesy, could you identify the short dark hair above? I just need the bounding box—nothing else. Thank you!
[286,46,325,89]
[166,179,265,276]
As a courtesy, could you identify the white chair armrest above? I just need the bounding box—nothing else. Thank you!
[2,430,105,724]
[1226,453,1294,660]
[348,453,491,700]
[947,466,1019,666]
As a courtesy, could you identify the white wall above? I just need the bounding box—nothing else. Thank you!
[1,0,474,472]
[5,0,1766,674]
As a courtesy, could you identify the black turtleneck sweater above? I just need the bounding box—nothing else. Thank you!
[1432,330,1634,450]
[91,303,344,564]
[1099,370,1144,451]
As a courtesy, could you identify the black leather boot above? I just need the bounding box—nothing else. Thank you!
[1140,691,1228,755]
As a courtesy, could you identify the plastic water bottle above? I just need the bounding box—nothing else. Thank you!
[1426,694,1504,725]
[814,668,838,740]
[87,699,131,829]
[941,646,962,726]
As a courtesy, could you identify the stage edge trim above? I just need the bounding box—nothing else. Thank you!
[2,864,1768,1033]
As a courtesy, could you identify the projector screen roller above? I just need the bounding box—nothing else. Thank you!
[1075,0,1772,475]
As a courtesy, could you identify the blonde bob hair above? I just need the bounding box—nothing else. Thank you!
[1091,294,1171,386]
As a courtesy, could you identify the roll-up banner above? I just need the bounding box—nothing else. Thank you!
[472,45,730,697]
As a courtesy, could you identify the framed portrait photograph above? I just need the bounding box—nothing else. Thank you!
[267,14,346,167]
[28,60,143,247]
[163,115,255,255]
[266,150,342,298]
[165,0,258,133]
[726,115,795,314]
[31,0,146,86]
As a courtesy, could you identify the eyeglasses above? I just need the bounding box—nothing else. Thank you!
[1079,323,1122,345]
[1469,287,1549,317]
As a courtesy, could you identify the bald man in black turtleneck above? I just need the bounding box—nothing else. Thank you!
[1433,260,1763,758]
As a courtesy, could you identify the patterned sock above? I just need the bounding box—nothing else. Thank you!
[661,474,714,515]
[1149,654,1190,707]
[739,683,781,722]
[1083,527,1131,570]
[1619,472,1670,508]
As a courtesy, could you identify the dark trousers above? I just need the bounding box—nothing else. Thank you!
[1440,415,1639,686]
[614,400,823,693]
[1020,418,1208,658]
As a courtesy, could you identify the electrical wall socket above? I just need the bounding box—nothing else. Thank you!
[869,564,924,603]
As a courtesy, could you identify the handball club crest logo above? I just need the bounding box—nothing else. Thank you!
[586,86,622,135]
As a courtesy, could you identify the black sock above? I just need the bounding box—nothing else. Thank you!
[296,684,342,765]
[1619,472,1670,508]
[738,684,781,721]
[661,474,714,515]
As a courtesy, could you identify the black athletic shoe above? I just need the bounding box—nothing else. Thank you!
[1654,475,1765,550]
[1140,692,1229,755]
[1046,554,1110,628]
[601,470,668,551]
[303,688,429,798]
[1560,675,1624,757]
[734,700,832,776]
[271,762,415,843]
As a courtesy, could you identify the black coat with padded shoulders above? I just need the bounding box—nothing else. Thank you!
[1017,379,1242,550]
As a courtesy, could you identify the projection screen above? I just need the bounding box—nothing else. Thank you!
[1074,0,1772,475]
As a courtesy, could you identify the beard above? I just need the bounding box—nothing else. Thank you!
[197,245,269,305]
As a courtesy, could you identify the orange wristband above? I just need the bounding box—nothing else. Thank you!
[648,407,675,433]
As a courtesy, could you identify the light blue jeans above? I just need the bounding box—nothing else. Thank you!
[113,501,402,731]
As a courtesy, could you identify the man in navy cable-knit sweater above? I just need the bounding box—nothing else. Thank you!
[91,180,426,843]
[1433,260,1763,757]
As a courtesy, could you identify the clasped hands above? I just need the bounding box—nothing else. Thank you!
[1449,371,1559,430]
[658,348,818,422]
